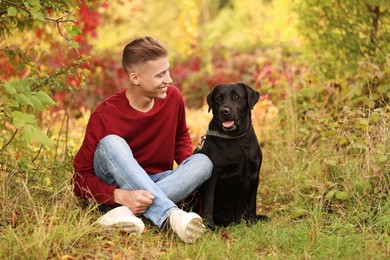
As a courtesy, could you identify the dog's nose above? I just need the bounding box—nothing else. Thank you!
[220,107,230,115]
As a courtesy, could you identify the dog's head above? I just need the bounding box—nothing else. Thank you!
[207,82,260,133]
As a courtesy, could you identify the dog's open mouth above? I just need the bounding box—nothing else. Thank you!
[222,120,236,130]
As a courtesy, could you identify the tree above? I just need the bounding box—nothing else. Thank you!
[0,0,98,159]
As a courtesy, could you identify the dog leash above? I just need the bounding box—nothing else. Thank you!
[196,129,248,151]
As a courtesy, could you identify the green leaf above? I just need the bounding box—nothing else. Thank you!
[33,91,56,106]
[20,78,33,89]
[369,112,381,123]
[12,118,23,129]
[29,95,44,110]
[20,124,52,146]
[325,189,337,200]
[32,126,52,146]
[27,0,41,7]
[65,25,82,36]
[290,208,308,219]
[9,79,19,88]
[68,40,80,49]
[377,154,387,162]
[338,137,348,145]
[355,180,372,194]
[11,111,37,128]
[7,6,18,16]
[22,125,35,142]
[16,81,28,92]
[31,10,45,21]
[4,82,17,94]
[335,191,349,200]
[15,93,33,106]
[10,100,20,108]
[44,176,51,187]
[358,118,369,126]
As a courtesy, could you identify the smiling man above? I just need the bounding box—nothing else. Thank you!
[72,36,213,243]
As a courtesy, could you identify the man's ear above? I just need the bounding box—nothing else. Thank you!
[129,73,140,85]
[239,83,260,110]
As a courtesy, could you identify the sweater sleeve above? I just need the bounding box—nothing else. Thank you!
[72,112,118,205]
[174,91,192,164]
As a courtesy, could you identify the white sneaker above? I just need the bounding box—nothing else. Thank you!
[169,209,206,243]
[98,206,145,234]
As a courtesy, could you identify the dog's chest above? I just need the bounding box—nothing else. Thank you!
[202,135,261,170]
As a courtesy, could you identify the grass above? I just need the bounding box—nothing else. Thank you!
[0,101,389,259]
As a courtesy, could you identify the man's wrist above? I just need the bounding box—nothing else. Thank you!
[113,188,123,205]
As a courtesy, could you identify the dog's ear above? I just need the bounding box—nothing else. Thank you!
[206,85,218,113]
[239,83,260,110]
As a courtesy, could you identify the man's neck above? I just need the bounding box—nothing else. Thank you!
[126,88,155,112]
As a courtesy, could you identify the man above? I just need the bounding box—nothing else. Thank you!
[72,36,213,243]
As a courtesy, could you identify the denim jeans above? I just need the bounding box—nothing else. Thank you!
[93,134,213,228]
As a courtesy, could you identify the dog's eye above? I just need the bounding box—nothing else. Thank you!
[216,96,223,102]
[233,94,240,100]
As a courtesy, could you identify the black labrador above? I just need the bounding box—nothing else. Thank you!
[193,82,266,227]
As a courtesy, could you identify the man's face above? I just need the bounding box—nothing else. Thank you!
[133,56,172,99]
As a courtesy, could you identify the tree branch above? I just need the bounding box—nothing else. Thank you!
[2,0,77,41]
[1,128,18,151]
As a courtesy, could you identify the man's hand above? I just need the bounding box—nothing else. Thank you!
[113,189,155,215]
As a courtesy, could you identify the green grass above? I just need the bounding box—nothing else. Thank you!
[1,180,388,259]
[1,103,389,259]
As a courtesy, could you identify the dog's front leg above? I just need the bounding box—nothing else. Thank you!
[199,174,218,229]
[245,179,259,224]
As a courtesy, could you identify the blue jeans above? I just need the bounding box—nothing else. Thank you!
[93,134,213,228]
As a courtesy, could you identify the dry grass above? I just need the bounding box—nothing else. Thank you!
[0,100,389,259]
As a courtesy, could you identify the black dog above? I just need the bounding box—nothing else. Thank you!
[193,82,265,227]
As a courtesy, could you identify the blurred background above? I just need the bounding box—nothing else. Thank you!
[2,0,388,150]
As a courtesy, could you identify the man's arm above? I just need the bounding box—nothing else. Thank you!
[174,92,192,164]
[72,112,119,204]
[72,112,155,213]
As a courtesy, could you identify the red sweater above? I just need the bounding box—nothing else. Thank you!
[72,85,192,205]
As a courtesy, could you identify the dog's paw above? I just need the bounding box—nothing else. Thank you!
[246,215,271,226]
[256,214,271,222]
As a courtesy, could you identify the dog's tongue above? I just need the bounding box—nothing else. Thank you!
[222,121,234,128]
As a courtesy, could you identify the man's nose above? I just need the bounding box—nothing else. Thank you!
[164,72,173,84]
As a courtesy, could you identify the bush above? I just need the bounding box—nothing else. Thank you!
[294,0,390,107]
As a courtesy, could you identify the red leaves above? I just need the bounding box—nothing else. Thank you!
[77,0,101,40]
[171,48,308,108]
[220,230,233,242]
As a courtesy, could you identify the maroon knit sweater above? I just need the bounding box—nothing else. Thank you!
[72,85,192,205]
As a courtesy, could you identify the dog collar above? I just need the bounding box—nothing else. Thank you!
[195,129,248,151]
[205,129,248,139]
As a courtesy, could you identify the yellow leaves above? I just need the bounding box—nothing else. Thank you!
[203,0,300,51]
